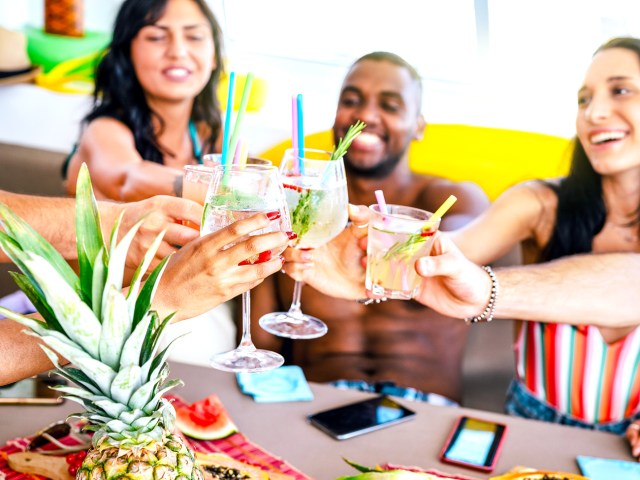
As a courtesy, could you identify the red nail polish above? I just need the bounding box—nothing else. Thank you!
[286,231,297,240]
[266,211,281,220]
[299,247,313,251]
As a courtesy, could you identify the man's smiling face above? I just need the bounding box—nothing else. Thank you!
[333,58,424,179]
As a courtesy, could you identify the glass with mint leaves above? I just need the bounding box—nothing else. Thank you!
[259,121,365,339]
[203,164,292,372]
[366,205,441,300]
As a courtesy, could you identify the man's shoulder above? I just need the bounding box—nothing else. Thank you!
[411,173,489,209]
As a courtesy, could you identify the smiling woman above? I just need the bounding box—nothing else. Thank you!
[62,0,224,202]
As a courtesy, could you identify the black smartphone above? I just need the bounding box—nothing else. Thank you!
[439,416,507,472]
[0,375,67,405]
[307,395,416,440]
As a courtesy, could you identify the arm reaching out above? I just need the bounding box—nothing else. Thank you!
[415,233,640,327]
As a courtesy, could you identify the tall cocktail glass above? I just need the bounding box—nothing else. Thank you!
[259,148,348,339]
[366,204,440,300]
[203,164,291,372]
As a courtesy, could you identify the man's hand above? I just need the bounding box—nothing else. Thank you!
[153,212,289,321]
[414,232,490,318]
[100,195,202,270]
[282,204,368,300]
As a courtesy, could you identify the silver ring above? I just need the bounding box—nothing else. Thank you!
[630,423,640,431]
[355,223,369,229]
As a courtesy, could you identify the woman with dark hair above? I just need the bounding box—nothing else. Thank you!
[444,37,640,436]
[64,0,224,201]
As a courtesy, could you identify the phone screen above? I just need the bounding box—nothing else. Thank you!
[307,395,416,440]
[440,417,506,471]
[0,375,67,404]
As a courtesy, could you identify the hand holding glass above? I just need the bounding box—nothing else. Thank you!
[259,148,348,339]
[202,164,291,372]
[366,204,440,300]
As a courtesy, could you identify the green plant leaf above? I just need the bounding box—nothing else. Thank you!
[143,312,175,366]
[132,255,171,330]
[126,230,166,317]
[0,204,79,292]
[8,271,63,333]
[120,312,153,368]
[22,253,102,359]
[98,285,131,369]
[75,164,106,305]
[110,364,143,405]
[91,247,107,318]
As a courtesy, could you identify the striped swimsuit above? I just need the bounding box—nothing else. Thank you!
[514,321,640,425]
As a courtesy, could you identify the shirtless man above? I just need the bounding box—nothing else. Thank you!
[250,52,490,405]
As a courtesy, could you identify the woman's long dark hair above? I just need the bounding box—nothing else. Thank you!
[85,0,224,163]
[541,37,640,261]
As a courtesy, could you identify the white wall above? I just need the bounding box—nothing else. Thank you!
[2,0,640,147]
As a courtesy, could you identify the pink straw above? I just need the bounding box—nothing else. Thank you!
[291,95,299,174]
[375,189,389,214]
[233,138,243,165]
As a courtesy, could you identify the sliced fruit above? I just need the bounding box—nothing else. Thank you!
[197,452,269,480]
[176,394,237,440]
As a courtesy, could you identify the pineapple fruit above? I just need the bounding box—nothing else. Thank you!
[0,164,203,480]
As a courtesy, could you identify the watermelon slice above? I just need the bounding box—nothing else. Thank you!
[175,394,237,440]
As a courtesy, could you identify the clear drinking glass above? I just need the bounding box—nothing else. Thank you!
[259,148,348,339]
[366,204,441,300]
[203,164,291,372]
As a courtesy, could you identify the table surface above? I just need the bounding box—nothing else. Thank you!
[0,362,634,479]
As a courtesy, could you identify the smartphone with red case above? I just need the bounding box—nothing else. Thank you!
[439,416,507,472]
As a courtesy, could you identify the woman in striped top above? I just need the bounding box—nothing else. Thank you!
[446,37,640,437]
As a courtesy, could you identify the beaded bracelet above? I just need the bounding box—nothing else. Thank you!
[356,297,388,305]
[464,265,498,324]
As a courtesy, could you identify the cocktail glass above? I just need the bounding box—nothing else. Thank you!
[203,164,291,372]
[184,157,272,228]
[201,153,271,169]
[259,148,348,339]
[366,204,440,300]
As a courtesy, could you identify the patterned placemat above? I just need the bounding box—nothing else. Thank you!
[167,394,311,480]
[0,395,311,480]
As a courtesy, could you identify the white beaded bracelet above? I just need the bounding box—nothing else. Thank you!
[464,265,498,324]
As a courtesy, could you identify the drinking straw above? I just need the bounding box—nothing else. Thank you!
[226,72,254,169]
[374,189,389,214]
[291,95,299,174]
[220,71,236,166]
[239,141,249,167]
[233,138,243,165]
[296,93,305,175]
[422,195,457,232]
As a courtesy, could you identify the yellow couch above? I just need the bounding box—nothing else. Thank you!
[258,124,574,200]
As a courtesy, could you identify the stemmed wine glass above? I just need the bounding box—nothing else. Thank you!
[259,148,348,339]
[202,164,291,372]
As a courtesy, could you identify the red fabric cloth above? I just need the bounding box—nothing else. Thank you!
[0,395,310,480]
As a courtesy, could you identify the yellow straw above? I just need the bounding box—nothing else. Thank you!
[422,195,457,232]
[239,142,248,168]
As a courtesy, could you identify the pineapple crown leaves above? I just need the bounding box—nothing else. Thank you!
[0,164,182,438]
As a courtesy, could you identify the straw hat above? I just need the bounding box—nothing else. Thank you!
[0,27,41,86]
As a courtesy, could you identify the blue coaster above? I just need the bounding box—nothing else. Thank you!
[577,455,640,480]
[236,365,314,403]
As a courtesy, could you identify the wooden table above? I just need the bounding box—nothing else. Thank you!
[0,362,634,479]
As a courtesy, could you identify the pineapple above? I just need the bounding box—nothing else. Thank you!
[0,164,203,480]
